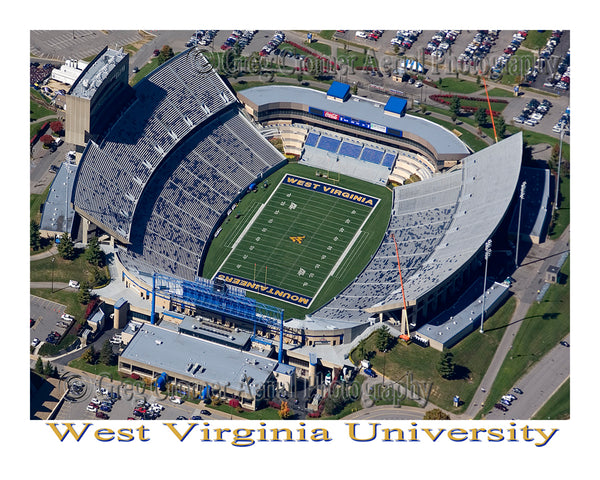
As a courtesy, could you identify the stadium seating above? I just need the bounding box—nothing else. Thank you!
[119,110,285,280]
[74,52,238,241]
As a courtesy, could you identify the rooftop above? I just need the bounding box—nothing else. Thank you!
[120,323,277,396]
[40,160,77,234]
[70,47,127,100]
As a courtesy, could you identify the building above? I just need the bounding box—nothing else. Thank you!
[65,47,130,151]
[50,59,89,85]
[39,160,78,237]
[118,322,279,410]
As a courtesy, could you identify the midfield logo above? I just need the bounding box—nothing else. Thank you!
[289,235,306,244]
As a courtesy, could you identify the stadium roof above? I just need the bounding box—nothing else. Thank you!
[327,81,350,100]
[239,85,470,156]
[384,97,407,116]
[373,132,523,308]
[120,323,277,396]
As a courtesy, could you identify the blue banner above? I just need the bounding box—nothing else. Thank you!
[214,272,313,308]
[282,174,379,208]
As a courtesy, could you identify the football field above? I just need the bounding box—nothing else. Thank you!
[214,174,380,307]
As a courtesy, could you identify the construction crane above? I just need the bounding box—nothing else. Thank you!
[391,233,411,342]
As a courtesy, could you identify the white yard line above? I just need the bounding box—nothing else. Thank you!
[212,179,286,278]
[310,197,380,305]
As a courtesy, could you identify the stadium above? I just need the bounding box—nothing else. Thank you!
[43,45,523,407]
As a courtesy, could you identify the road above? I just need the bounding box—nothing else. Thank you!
[485,335,570,420]
[464,226,570,419]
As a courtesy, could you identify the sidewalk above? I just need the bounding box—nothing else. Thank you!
[30,245,57,261]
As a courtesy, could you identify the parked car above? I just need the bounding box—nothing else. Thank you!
[494,403,508,412]
[31,338,40,347]
[513,387,524,395]
[200,409,211,415]
[560,341,569,347]
[68,280,80,289]
[86,404,98,412]
[96,411,109,419]
[363,368,377,378]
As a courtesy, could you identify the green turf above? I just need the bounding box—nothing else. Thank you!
[202,163,391,318]
[215,174,378,307]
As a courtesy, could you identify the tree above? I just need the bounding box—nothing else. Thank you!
[57,232,75,260]
[278,401,292,419]
[85,236,102,266]
[437,351,456,380]
[355,338,368,361]
[78,281,91,304]
[82,346,95,364]
[35,356,44,374]
[495,115,507,139]
[50,120,64,135]
[99,339,115,366]
[30,220,41,251]
[474,107,488,127]
[424,408,451,420]
[40,134,55,148]
[375,325,393,352]
[44,361,54,376]
[157,45,174,65]
[449,96,461,118]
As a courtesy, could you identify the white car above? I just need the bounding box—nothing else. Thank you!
[61,313,74,321]
[31,338,40,347]
[68,280,80,289]
[86,404,98,412]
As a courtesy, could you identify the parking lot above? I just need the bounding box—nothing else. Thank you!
[30,295,70,351]
[54,378,232,421]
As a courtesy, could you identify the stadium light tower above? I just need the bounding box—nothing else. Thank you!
[515,181,526,267]
[480,239,492,334]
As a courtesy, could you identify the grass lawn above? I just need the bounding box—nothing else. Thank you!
[305,40,331,57]
[522,31,551,50]
[485,87,516,98]
[476,257,570,417]
[411,109,489,152]
[533,378,569,420]
[38,334,78,357]
[436,77,483,94]
[501,50,536,85]
[69,356,121,379]
[209,402,283,420]
[352,296,517,413]
[30,184,50,224]
[548,175,570,239]
[30,289,87,320]
[336,47,378,70]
